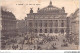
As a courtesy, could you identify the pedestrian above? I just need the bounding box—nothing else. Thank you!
[12,44,14,49]
[17,45,18,48]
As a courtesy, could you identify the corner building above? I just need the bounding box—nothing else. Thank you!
[26,1,68,35]
[1,8,17,49]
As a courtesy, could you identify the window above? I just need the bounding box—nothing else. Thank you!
[55,29,58,33]
[35,21,37,27]
[29,22,32,27]
[45,29,47,33]
[39,20,42,27]
[39,23,42,27]
[35,29,37,33]
[61,29,64,33]
[40,29,42,33]
[55,20,58,27]
[61,20,64,27]
[61,23,64,27]
[50,29,53,33]
[49,20,53,27]
[44,23,47,27]
[35,23,37,27]
[29,29,32,32]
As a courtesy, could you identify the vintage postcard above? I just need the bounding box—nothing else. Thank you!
[0,0,79,50]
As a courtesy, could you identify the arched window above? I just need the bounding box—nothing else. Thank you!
[45,29,47,33]
[40,29,42,33]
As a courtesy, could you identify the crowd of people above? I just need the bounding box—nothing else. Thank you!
[3,33,69,50]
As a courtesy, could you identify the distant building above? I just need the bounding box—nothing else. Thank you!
[1,7,17,49]
[16,19,26,35]
[25,1,69,35]
[70,8,79,45]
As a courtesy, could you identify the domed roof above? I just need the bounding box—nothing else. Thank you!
[38,1,64,14]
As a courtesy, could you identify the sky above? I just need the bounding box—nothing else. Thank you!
[0,0,79,20]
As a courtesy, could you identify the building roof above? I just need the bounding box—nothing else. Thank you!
[1,8,16,20]
[1,10,14,16]
[38,1,64,14]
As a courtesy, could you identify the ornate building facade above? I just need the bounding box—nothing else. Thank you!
[1,8,17,49]
[0,20,1,49]
[70,8,79,45]
[26,1,68,35]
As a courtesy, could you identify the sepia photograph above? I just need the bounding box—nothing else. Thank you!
[0,0,79,50]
